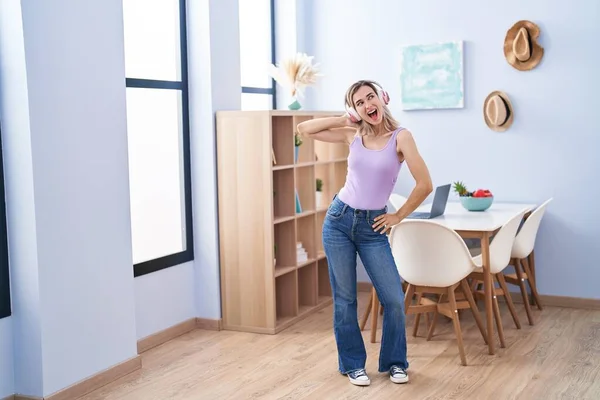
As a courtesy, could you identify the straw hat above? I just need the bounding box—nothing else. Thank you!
[504,20,544,71]
[483,91,513,132]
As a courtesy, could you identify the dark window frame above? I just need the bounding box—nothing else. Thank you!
[0,123,11,319]
[240,0,277,109]
[125,0,194,277]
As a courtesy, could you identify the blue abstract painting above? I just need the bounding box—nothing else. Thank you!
[399,41,464,110]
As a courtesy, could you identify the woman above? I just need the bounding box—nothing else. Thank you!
[296,80,432,386]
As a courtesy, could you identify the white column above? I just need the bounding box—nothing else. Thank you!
[187,0,241,319]
[0,0,138,397]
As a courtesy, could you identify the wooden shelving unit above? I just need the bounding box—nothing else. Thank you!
[216,110,349,334]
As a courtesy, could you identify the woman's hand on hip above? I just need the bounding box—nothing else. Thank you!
[372,213,402,235]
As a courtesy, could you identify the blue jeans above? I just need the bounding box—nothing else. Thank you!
[322,195,409,374]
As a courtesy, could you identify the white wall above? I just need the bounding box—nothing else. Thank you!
[0,0,139,397]
[300,0,600,298]
[134,262,196,340]
[187,0,241,320]
[0,318,13,399]
[0,0,44,394]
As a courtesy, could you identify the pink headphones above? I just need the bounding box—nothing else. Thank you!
[345,81,390,123]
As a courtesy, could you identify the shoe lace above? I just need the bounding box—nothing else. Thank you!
[351,369,367,377]
[391,366,405,375]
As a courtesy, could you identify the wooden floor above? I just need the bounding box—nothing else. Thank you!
[81,292,600,400]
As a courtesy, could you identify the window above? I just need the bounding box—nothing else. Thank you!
[239,0,276,109]
[122,0,193,277]
[0,123,10,319]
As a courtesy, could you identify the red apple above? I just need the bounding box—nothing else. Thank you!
[473,189,493,198]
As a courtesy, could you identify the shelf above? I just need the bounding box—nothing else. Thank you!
[276,272,298,324]
[273,168,295,220]
[315,164,333,209]
[316,211,325,257]
[294,161,314,168]
[272,116,294,167]
[296,210,315,218]
[273,164,294,171]
[318,258,332,298]
[275,265,296,278]
[298,258,316,269]
[315,140,349,163]
[217,110,344,335]
[298,263,318,308]
[296,214,316,262]
[293,116,315,165]
[295,165,315,213]
[333,160,348,191]
[274,215,294,225]
[272,159,346,171]
[316,158,347,165]
[274,219,296,272]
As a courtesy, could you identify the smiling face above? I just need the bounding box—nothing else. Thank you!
[344,80,400,136]
[352,84,383,125]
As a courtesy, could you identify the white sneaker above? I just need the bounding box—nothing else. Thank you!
[347,368,370,386]
[389,365,409,384]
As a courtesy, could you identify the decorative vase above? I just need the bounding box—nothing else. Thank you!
[295,146,299,162]
[316,191,322,208]
[288,98,302,110]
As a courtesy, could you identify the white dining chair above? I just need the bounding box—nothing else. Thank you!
[389,193,408,211]
[502,198,552,325]
[469,209,529,347]
[390,219,487,366]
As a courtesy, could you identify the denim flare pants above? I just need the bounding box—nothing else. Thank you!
[322,195,409,374]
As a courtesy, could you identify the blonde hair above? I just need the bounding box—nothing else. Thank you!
[344,80,400,136]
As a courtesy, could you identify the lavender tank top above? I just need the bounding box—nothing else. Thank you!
[337,128,404,210]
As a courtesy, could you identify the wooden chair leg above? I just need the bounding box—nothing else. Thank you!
[528,250,536,281]
[404,284,415,316]
[426,311,439,341]
[528,250,537,307]
[412,293,424,337]
[359,290,373,331]
[514,258,534,325]
[447,285,467,366]
[425,293,445,341]
[491,287,506,348]
[459,279,487,344]
[522,256,543,310]
[496,273,521,329]
[370,287,380,343]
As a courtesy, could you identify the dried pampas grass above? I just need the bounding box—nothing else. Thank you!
[269,52,322,98]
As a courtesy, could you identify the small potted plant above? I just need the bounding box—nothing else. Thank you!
[316,178,323,207]
[453,181,494,211]
[274,244,277,266]
[294,132,303,162]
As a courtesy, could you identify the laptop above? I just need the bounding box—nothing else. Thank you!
[406,184,451,219]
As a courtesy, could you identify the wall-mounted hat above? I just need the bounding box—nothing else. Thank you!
[504,20,544,71]
[483,91,514,132]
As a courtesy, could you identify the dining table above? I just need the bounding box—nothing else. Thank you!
[411,201,538,355]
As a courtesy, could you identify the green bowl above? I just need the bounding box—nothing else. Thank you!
[460,196,493,211]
